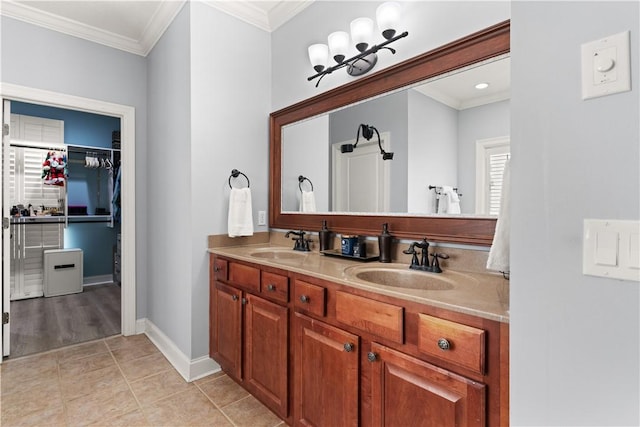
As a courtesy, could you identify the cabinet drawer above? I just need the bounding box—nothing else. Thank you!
[335,291,404,344]
[294,280,326,317]
[418,314,486,375]
[213,257,228,281]
[261,271,289,304]
[229,262,260,293]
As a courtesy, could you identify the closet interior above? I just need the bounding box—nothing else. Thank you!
[6,101,122,357]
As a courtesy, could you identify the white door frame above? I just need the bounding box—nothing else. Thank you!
[0,83,137,358]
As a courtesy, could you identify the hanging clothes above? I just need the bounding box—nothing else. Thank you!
[42,150,67,186]
[112,165,121,222]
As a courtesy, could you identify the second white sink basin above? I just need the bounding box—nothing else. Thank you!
[344,264,458,291]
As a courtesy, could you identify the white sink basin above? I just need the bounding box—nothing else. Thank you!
[344,264,458,291]
[249,248,309,260]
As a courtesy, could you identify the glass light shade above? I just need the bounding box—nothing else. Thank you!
[350,17,374,52]
[328,31,350,64]
[376,2,401,40]
[308,43,329,73]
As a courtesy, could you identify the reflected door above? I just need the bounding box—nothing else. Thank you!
[332,138,389,212]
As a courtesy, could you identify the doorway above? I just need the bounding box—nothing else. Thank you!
[1,83,137,359]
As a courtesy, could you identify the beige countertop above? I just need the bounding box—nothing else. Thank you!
[208,244,509,324]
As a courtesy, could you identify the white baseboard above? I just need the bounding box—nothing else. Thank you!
[136,318,220,382]
[83,275,114,286]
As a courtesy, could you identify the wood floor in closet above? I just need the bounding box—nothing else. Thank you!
[9,283,121,358]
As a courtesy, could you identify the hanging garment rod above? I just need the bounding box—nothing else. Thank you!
[10,140,67,152]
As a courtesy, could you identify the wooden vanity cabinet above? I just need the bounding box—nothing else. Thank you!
[209,255,289,420]
[210,254,509,427]
[369,343,486,427]
[294,313,359,427]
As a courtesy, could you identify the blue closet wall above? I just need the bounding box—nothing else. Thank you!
[11,101,120,279]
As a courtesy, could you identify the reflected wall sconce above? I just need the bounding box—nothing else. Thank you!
[341,124,394,160]
[307,2,408,87]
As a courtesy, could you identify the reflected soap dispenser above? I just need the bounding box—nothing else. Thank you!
[378,223,392,263]
[319,220,332,252]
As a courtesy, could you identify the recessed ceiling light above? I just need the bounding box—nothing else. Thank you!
[475,82,490,90]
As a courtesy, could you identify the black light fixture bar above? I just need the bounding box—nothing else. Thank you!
[308,31,409,87]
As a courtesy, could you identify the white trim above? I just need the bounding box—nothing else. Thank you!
[0,82,137,341]
[0,0,185,57]
[203,0,313,32]
[142,318,220,382]
[83,275,115,286]
[475,135,510,215]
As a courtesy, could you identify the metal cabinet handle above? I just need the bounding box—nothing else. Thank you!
[242,298,248,305]
[214,266,220,272]
[267,284,276,292]
[343,343,354,352]
[437,338,451,351]
[367,352,377,362]
[299,295,309,303]
[232,295,239,301]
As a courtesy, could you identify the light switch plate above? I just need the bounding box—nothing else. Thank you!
[581,31,631,100]
[584,219,640,281]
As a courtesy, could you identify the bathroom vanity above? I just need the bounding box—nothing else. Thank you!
[209,245,509,427]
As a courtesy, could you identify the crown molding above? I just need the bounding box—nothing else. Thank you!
[204,0,313,32]
[0,0,185,57]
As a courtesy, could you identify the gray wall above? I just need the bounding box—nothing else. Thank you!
[407,90,457,214]
[511,2,639,425]
[189,1,270,357]
[1,15,149,319]
[146,4,192,355]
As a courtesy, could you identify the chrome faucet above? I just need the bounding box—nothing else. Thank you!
[402,238,449,273]
[285,230,311,252]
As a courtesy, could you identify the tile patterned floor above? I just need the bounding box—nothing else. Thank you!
[0,334,285,427]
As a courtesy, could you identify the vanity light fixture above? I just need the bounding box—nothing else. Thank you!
[307,2,408,87]
[341,124,394,160]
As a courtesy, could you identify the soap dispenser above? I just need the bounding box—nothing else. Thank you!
[378,223,392,263]
[319,220,332,252]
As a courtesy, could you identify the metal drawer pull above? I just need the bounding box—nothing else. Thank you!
[54,263,75,270]
[437,338,451,351]
[343,343,354,352]
[267,284,276,292]
[232,295,239,301]
[299,295,309,303]
[367,352,377,362]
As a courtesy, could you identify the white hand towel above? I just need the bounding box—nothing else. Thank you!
[487,159,510,272]
[228,187,254,237]
[442,186,461,214]
[300,190,317,213]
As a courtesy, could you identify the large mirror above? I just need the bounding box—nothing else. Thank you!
[270,21,509,245]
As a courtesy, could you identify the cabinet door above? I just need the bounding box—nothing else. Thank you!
[369,343,486,427]
[294,313,359,427]
[245,294,289,418]
[210,282,243,379]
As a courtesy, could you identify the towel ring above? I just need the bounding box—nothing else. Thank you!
[229,169,250,188]
[298,175,314,192]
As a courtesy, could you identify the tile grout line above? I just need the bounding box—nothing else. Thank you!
[193,380,240,427]
[105,337,152,426]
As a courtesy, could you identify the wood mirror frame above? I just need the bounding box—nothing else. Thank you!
[269,20,509,246]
